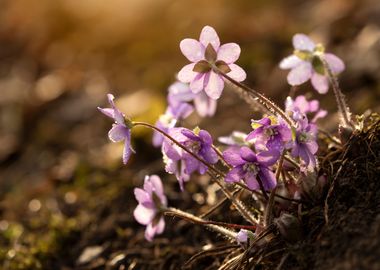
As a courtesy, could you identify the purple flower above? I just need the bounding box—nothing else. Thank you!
[133,175,168,241]
[223,146,278,191]
[218,131,249,147]
[279,34,345,94]
[236,229,248,243]
[98,94,134,164]
[178,26,246,99]
[285,95,327,122]
[290,117,318,170]
[246,117,292,153]
[169,81,217,117]
[162,127,218,190]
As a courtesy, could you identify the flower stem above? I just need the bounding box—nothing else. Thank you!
[165,207,239,240]
[214,67,295,128]
[318,55,353,128]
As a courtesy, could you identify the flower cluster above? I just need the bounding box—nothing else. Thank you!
[98,27,346,243]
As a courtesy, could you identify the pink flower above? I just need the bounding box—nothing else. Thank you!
[178,26,246,99]
[133,175,168,241]
[279,34,345,94]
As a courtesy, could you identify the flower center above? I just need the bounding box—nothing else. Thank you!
[243,162,259,174]
[187,141,201,153]
[298,132,309,143]
[264,127,278,138]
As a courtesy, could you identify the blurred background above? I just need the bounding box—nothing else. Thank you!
[0,0,379,268]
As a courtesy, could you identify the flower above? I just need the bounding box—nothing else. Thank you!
[279,33,345,94]
[98,94,134,164]
[162,127,218,190]
[285,95,327,122]
[290,116,318,170]
[133,175,168,241]
[178,26,246,99]
[218,131,249,147]
[168,81,217,117]
[236,229,248,243]
[223,146,278,191]
[246,117,292,153]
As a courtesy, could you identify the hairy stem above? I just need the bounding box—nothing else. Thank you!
[318,55,353,128]
[165,207,239,240]
[214,67,295,127]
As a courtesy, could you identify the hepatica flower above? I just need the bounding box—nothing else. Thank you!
[279,34,345,94]
[285,95,327,122]
[162,127,218,190]
[291,117,318,170]
[223,146,278,191]
[246,117,291,153]
[98,94,134,164]
[133,175,168,241]
[178,26,246,99]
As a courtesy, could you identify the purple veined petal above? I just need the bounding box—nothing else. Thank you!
[277,124,292,142]
[258,168,277,190]
[287,62,312,86]
[324,53,345,74]
[306,140,318,155]
[225,167,244,183]
[180,38,204,62]
[178,160,190,191]
[198,130,213,145]
[199,25,220,51]
[122,132,134,165]
[223,147,245,166]
[307,150,317,169]
[217,43,241,64]
[133,204,155,225]
[227,64,247,82]
[97,107,115,119]
[134,188,153,207]
[200,145,218,164]
[279,55,303,69]
[178,63,198,83]
[190,73,206,94]
[107,94,125,125]
[245,172,260,190]
[308,100,320,112]
[171,103,194,119]
[152,120,166,147]
[292,33,316,51]
[311,73,329,94]
[240,147,257,162]
[293,95,309,113]
[291,142,300,158]
[194,91,217,117]
[162,140,181,160]
[183,155,200,175]
[236,229,248,243]
[205,71,224,99]
[257,150,279,166]
[181,129,200,142]
[108,124,129,142]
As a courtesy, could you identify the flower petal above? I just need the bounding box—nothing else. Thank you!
[257,150,279,166]
[324,53,345,74]
[223,147,245,166]
[122,133,134,165]
[190,73,206,94]
[279,55,303,69]
[258,168,277,190]
[200,26,220,50]
[107,94,125,125]
[108,124,129,142]
[180,38,204,62]
[200,146,218,164]
[97,107,115,119]
[194,91,217,117]
[168,82,194,102]
[178,63,197,83]
[245,173,260,190]
[227,64,247,82]
[311,73,329,94]
[240,147,257,162]
[134,188,153,207]
[292,34,315,51]
[287,62,312,86]
[217,43,241,64]
[225,167,244,183]
[133,204,155,225]
[205,71,224,99]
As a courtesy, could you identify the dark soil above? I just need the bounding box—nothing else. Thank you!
[285,115,380,270]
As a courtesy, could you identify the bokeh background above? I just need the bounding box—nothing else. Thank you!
[0,0,379,268]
